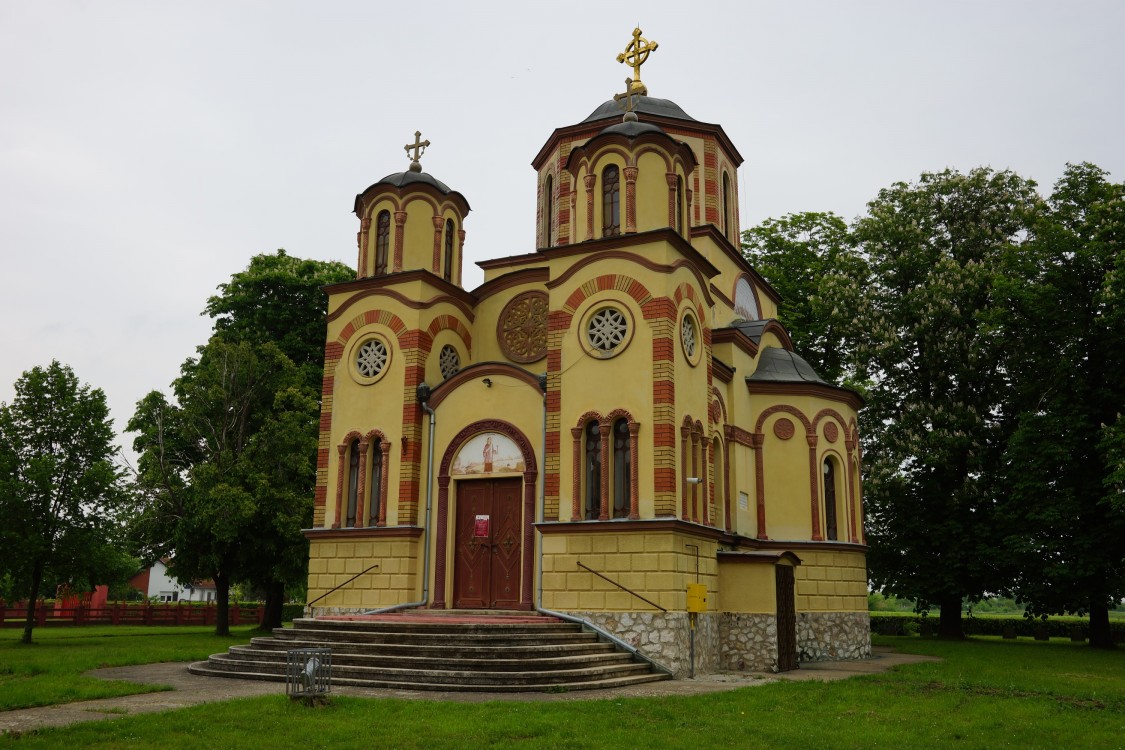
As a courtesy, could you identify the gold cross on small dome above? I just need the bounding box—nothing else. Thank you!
[616,27,658,95]
[404,131,430,172]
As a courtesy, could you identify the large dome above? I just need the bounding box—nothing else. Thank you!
[582,95,696,124]
[370,170,454,194]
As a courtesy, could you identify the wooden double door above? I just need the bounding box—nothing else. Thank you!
[453,477,523,609]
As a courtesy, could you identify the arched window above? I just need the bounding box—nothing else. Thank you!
[443,219,454,282]
[375,210,391,275]
[721,172,732,239]
[544,175,554,247]
[602,165,620,237]
[676,175,685,235]
[823,458,838,541]
[612,418,630,519]
[584,420,602,520]
[368,441,383,526]
[346,438,360,527]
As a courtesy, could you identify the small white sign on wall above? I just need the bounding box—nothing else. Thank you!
[738,491,749,511]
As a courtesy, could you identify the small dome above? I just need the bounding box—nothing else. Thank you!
[598,120,666,138]
[748,347,827,385]
[372,170,454,194]
[583,95,696,124]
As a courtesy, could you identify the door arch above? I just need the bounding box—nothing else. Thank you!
[433,419,538,610]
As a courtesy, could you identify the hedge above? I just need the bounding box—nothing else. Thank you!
[870,611,1125,641]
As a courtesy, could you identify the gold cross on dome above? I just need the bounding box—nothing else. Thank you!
[404,131,430,171]
[614,78,638,113]
[616,27,658,94]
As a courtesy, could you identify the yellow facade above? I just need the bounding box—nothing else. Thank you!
[304,36,869,670]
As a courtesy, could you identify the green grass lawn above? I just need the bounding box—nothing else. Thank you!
[0,625,263,711]
[2,632,1123,748]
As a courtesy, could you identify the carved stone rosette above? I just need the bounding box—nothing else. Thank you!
[497,291,549,363]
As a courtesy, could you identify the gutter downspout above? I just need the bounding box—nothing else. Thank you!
[364,382,435,614]
[531,374,672,677]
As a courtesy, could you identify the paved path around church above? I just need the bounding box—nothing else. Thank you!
[0,646,937,735]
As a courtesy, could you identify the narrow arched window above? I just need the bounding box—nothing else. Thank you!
[544,175,554,247]
[823,458,838,541]
[443,219,454,282]
[375,210,391,275]
[346,438,360,527]
[612,418,630,519]
[676,175,685,235]
[721,172,732,239]
[584,420,602,520]
[368,441,383,526]
[602,165,620,237]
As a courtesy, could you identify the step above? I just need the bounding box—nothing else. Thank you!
[198,655,654,686]
[274,627,600,646]
[248,636,617,659]
[187,661,668,693]
[227,645,635,672]
[193,611,669,692]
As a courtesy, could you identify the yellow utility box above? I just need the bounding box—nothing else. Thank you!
[686,583,707,613]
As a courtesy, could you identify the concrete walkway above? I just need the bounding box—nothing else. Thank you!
[0,647,937,735]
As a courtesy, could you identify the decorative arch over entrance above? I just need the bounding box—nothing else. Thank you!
[433,419,538,610]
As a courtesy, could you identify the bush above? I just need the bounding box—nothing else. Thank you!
[281,603,305,622]
[869,612,1125,641]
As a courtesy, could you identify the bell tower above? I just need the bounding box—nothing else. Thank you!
[353,132,471,287]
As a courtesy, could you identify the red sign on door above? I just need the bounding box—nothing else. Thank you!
[474,514,490,537]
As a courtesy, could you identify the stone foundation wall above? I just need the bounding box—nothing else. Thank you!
[572,611,720,678]
[797,611,871,661]
[568,610,871,675]
[719,614,779,671]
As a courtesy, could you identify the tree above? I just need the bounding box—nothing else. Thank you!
[852,168,1041,638]
[0,362,130,644]
[130,252,351,631]
[129,339,314,634]
[741,212,866,384]
[204,250,353,391]
[998,163,1125,648]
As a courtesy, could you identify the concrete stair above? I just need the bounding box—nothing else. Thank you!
[188,610,670,692]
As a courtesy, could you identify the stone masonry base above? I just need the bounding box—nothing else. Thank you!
[573,610,870,677]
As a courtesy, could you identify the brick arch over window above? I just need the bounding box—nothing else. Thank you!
[426,315,473,355]
[673,282,707,320]
[336,310,409,349]
[750,405,817,541]
[432,419,538,610]
[561,273,654,316]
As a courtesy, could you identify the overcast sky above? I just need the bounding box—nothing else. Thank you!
[3,0,1124,465]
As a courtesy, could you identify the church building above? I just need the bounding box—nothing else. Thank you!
[304,30,870,674]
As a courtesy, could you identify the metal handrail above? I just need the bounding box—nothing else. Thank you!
[577,561,667,612]
[306,563,380,608]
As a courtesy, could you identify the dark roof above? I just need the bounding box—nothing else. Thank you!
[748,347,827,385]
[372,170,454,194]
[583,95,697,124]
[598,120,666,138]
[727,319,772,344]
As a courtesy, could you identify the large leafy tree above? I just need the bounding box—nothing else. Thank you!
[0,362,133,644]
[852,168,1040,638]
[129,340,313,634]
[204,249,353,391]
[129,251,349,632]
[998,163,1125,648]
[741,212,866,385]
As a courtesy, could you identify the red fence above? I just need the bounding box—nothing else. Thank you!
[0,600,264,628]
